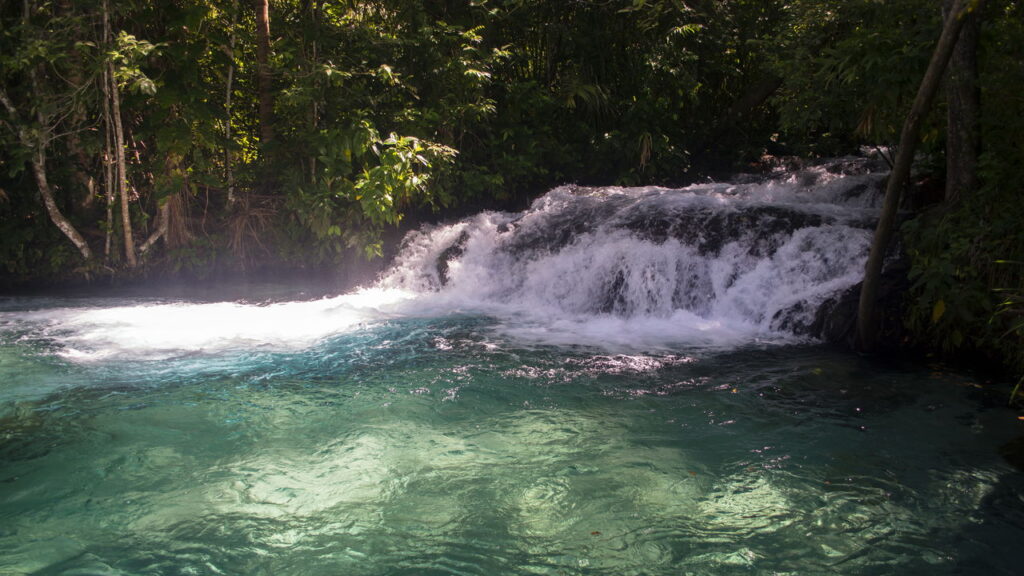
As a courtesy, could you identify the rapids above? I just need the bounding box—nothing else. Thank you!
[4,156,886,366]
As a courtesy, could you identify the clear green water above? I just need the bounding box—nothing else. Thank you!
[1,296,1023,575]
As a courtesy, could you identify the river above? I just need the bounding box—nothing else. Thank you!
[2,158,1022,574]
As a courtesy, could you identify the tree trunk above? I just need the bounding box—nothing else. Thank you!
[30,149,94,260]
[111,76,136,268]
[944,0,981,204]
[0,1,93,261]
[104,0,136,267]
[101,64,115,259]
[255,0,274,145]
[139,203,169,254]
[855,0,981,352]
[0,88,93,261]
[225,0,238,204]
[141,152,188,254]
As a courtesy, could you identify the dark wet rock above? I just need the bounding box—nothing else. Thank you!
[813,287,860,344]
[436,230,470,286]
[501,193,629,254]
[618,204,839,257]
[824,156,889,176]
[795,170,821,187]
[811,259,910,349]
[598,270,628,314]
[753,155,887,183]
[772,300,819,335]
[839,183,870,202]
[498,163,882,261]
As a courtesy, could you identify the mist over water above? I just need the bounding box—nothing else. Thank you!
[2,158,1023,575]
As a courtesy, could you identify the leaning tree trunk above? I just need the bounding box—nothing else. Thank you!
[30,149,95,260]
[140,151,187,255]
[0,88,93,261]
[139,204,169,255]
[255,0,274,146]
[855,0,982,352]
[944,0,981,204]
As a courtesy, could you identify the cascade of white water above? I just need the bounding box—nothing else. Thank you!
[378,158,884,348]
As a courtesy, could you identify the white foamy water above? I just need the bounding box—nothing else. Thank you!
[0,157,885,360]
[377,158,883,350]
[3,288,416,362]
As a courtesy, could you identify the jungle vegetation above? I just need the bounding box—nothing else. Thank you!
[0,0,1021,373]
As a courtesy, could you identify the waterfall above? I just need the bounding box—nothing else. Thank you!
[379,157,885,349]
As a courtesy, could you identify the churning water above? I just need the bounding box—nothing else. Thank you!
[2,159,1023,575]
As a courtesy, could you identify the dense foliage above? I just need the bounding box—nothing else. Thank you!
[0,0,1021,370]
[900,0,1024,374]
